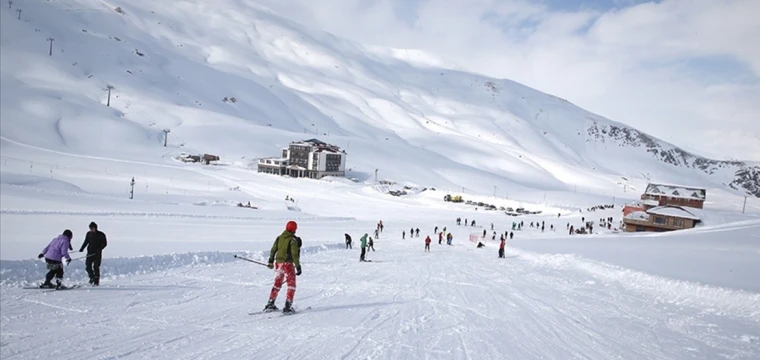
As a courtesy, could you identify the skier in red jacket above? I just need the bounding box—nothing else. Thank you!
[425,236,431,252]
[498,238,506,258]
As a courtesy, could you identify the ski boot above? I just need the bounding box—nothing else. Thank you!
[39,282,55,289]
[93,277,99,286]
[55,279,64,290]
[282,301,294,314]
[89,276,94,285]
[263,299,278,312]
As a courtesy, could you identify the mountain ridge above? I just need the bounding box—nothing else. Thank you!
[0,0,756,198]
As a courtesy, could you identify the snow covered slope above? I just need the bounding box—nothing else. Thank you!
[1,0,757,197]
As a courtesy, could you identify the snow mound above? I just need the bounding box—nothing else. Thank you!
[0,173,84,193]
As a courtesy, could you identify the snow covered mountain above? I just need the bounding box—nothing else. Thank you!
[1,0,757,198]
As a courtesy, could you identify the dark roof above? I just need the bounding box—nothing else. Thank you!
[301,138,327,145]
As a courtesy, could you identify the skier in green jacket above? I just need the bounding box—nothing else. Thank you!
[264,221,302,314]
[359,233,368,262]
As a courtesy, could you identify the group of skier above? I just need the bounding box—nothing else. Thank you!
[37,222,107,289]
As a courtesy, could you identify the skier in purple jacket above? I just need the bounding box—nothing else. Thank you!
[38,230,73,289]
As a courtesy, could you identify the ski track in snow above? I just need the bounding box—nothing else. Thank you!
[2,240,759,360]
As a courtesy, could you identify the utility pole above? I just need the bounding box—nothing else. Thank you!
[106,85,113,106]
[47,38,54,56]
[493,186,497,197]
[163,129,171,147]
[9,1,13,9]
[129,177,135,199]
[16,8,21,19]
[743,196,747,214]
[374,169,378,183]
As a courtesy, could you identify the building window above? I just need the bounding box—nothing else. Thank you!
[654,217,666,225]
[635,226,646,232]
[673,218,684,228]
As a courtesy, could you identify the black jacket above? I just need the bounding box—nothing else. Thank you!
[80,230,107,254]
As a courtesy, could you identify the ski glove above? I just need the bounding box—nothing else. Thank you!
[37,253,44,259]
[267,263,274,269]
[296,265,302,276]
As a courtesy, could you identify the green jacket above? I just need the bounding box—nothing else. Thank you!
[268,230,301,267]
[360,233,368,248]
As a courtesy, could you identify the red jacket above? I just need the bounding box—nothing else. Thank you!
[425,236,431,244]
[499,240,505,249]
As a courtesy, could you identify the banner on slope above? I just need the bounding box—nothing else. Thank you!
[469,233,480,243]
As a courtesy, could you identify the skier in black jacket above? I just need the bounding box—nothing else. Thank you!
[79,222,107,286]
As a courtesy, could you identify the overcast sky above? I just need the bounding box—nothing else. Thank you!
[258,0,760,161]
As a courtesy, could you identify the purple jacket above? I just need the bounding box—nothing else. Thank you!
[42,235,71,262]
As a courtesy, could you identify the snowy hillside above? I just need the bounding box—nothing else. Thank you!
[1,0,757,197]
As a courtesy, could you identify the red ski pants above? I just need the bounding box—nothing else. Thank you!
[269,262,296,302]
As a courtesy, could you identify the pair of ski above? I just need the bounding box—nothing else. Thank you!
[23,284,83,292]
[248,306,311,318]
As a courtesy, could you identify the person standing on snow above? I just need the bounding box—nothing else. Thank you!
[424,235,431,252]
[345,233,352,249]
[498,237,506,258]
[402,231,406,240]
[446,232,453,245]
[415,228,420,237]
[79,222,107,286]
[264,221,302,314]
[38,230,73,289]
[368,237,375,252]
[434,226,439,234]
[359,233,368,262]
[438,232,443,245]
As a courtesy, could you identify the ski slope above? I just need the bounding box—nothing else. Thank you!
[2,212,760,359]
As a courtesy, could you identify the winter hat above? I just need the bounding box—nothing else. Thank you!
[63,229,73,239]
[89,222,98,230]
[285,221,297,233]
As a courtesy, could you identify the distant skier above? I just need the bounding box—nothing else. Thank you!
[368,237,375,252]
[438,232,443,245]
[424,236,431,252]
[509,231,514,240]
[482,229,486,238]
[499,238,505,258]
[490,223,494,231]
[360,233,368,262]
[541,224,545,232]
[79,222,107,286]
[345,233,352,249]
[264,221,302,314]
[446,233,453,245]
[402,231,406,240]
[374,229,379,239]
[471,220,476,227]
[38,230,73,289]
[415,228,420,237]
[410,227,414,237]
[442,227,447,234]
[434,226,439,234]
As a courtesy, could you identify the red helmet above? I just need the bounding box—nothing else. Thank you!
[286,221,297,233]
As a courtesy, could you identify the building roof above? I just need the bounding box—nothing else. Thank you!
[643,199,659,206]
[646,205,701,221]
[644,183,706,201]
[624,211,649,221]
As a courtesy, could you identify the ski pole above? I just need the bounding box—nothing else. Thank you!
[70,253,97,261]
[233,255,269,267]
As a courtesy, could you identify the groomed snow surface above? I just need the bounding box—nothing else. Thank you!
[2,151,759,359]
